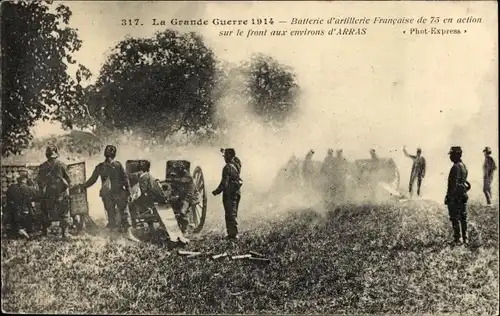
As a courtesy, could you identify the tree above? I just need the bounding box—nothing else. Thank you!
[240,54,299,125]
[87,30,218,141]
[1,0,91,157]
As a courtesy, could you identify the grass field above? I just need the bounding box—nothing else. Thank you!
[1,200,499,314]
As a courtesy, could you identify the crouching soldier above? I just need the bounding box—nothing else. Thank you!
[5,169,38,239]
[212,148,242,240]
[132,160,169,232]
[445,146,471,245]
[38,145,72,238]
[79,145,138,242]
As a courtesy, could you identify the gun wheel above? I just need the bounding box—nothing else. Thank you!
[189,166,207,234]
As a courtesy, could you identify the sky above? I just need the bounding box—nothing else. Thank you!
[29,0,498,202]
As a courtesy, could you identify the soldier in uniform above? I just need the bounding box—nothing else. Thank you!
[212,148,242,240]
[302,149,316,187]
[5,169,38,239]
[168,162,196,234]
[320,149,336,201]
[482,147,496,205]
[130,160,169,236]
[334,149,349,201]
[403,146,426,197]
[38,145,72,238]
[445,146,471,245]
[80,145,138,241]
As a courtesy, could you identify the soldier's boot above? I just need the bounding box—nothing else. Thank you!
[451,220,461,244]
[123,227,140,243]
[460,219,468,245]
[18,229,30,239]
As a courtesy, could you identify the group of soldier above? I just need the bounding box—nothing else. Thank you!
[3,140,495,246]
[3,144,244,242]
[306,145,497,245]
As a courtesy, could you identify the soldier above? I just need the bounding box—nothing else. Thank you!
[302,149,316,186]
[79,145,138,241]
[445,146,471,245]
[403,146,427,197]
[320,149,335,175]
[38,145,72,238]
[320,149,336,200]
[334,149,349,201]
[168,162,196,234]
[5,169,38,239]
[482,147,497,205]
[212,148,243,240]
[131,160,169,235]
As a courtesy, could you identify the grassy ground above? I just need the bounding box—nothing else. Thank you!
[1,200,498,314]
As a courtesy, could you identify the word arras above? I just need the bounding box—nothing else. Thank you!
[154,18,275,26]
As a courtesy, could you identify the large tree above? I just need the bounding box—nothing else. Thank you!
[240,54,299,125]
[87,30,218,140]
[1,0,91,156]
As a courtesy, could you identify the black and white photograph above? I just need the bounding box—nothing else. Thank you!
[1,0,498,314]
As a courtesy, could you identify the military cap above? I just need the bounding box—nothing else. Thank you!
[328,148,334,154]
[223,148,236,157]
[448,146,462,154]
[104,145,117,158]
[417,147,422,152]
[45,145,59,159]
[16,169,31,182]
[483,147,492,154]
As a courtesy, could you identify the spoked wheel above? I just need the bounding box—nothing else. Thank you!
[189,166,207,234]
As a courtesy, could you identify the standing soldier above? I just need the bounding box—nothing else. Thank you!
[445,146,471,245]
[38,145,72,238]
[335,149,349,201]
[79,145,138,241]
[482,147,496,206]
[302,149,316,187]
[403,146,427,197]
[212,148,243,240]
[5,169,38,239]
[320,149,336,200]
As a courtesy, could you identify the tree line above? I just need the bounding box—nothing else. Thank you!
[1,0,300,157]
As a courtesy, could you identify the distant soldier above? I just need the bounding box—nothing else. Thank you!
[212,148,243,240]
[320,149,335,175]
[5,170,38,239]
[286,154,301,179]
[38,145,72,238]
[445,146,471,245]
[370,148,378,161]
[482,147,497,205]
[320,149,336,199]
[403,146,427,197]
[334,149,349,201]
[302,149,316,186]
[80,145,137,241]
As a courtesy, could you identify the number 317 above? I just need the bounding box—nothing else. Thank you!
[122,19,140,26]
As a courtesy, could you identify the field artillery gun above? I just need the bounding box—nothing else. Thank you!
[125,159,207,240]
[1,162,92,236]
